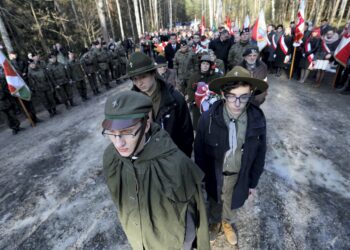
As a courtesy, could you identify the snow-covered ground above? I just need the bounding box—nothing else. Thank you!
[0,76,349,250]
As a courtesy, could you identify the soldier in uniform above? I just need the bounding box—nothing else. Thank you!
[27,59,57,117]
[109,45,121,80]
[94,42,112,90]
[227,29,253,70]
[102,90,210,250]
[116,41,128,77]
[0,66,23,134]
[67,51,88,101]
[80,47,100,95]
[46,53,76,109]
[173,40,197,95]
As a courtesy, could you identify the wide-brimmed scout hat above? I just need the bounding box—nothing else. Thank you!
[102,90,152,130]
[209,66,268,95]
[120,52,165,79]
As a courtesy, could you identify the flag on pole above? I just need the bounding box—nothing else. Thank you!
[0,50,31,101]
[200,15,206,35]
[243,15,250,30]
[334,33,350,67]
[226,16,232,34]
[251,10,269,51]
[293,0,305,46]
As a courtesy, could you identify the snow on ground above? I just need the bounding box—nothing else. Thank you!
[0,75,349,250]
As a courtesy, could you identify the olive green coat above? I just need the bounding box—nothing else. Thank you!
[227,42,253,70]
[46,61,69,86]
[80,51,98,74]
[28,67,53,92]
[67,59,85,81]
[93,48,110,70]
[103,124,210,250]
[173,49,197,81]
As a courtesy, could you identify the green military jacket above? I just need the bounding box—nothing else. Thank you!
[28,67,53,92]
[80,51,98,74]
[227,42,252,70]
[116,46,128,64]
[67,59,85,81]
[103,124,210,250]
[173,49,197,81]
[46,61,69,86]
[93,48,110,70]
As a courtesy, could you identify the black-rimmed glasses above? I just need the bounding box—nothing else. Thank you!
[102,126,142,140]
[224,94,251,103]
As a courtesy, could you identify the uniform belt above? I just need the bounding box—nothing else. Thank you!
[222,171,238,176]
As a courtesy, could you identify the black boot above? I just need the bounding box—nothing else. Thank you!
[65,101,71,109]
[53,107,58,115]
[48,109,54,118]
[69,99,77,107]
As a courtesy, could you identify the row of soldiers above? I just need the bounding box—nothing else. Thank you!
[0,41,128,134]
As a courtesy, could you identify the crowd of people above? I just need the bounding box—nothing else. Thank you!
[0,16,349,249]
[0,39,134,134]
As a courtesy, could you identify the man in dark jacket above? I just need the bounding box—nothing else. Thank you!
[194,66,268,246]
[121,52,194,157]
[164,33,180,69]
[102,90,210,250]
[209,29,235,70]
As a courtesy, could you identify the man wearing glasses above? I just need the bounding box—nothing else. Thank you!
[194,66,268,246]
[102,90,210,250]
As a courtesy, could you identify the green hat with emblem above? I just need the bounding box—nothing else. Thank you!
[102,90,152,130]
[119,52,164,79]
[209,66,268,95]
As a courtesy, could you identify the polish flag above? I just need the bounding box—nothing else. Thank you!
[334,33,350,67]
[294,0,305,46]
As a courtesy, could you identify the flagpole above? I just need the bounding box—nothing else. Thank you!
[332,65,340,88]
[289,47,297,79]
[17,98,36,127]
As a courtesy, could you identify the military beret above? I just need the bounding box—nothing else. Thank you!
[240,28,250,36]
[242,46,260,57]
[102,90,152,130]
[180,40,188,46]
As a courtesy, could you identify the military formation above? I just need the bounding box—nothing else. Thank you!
[0,40,129,134]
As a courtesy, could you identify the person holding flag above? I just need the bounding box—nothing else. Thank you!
[274,25,293,77]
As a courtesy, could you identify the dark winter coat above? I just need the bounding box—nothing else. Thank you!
[158,68,177,87]
[274,34,293,67]
[133,77,194,157]
[194,100,267,209]
[67,59,85,81]
[164,43,180,69]
[46,61,69,86]
[28,67,53,92]
[209,38,235,67]
[103,123,210,250]
[80,51,98,74]
[299,37,321,69]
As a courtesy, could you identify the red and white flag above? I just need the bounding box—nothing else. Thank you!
[251,10,269,51]
[334,33,350,67]
[294,0,305,46]
[279,36,289,55]
[200,15,206,35]
[0,50,31,101]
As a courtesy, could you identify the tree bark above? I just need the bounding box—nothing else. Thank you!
[308,0,317,23]
[216,0,222,27]
[105,0,115,39]
[148,0,155,30]
[337,0,348,28]
[154,0,159,30]
[138,0,145,34]
[271,0,275,23]
[0,13,13,53]
[315,0,326,25]
[29,2,49,53]
[132,0,142,37]
[70,0,80,25]
[169,0,173,30]
[115,0,125,40]
[126,0,136,39]
[95,0,109,42]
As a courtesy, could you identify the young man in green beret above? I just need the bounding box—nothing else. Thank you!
[120,52,194,157]
[194,66,268,246]
[102,90,210,250]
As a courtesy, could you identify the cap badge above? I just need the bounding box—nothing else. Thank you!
[112,100,118,108]
[129,62,133,68]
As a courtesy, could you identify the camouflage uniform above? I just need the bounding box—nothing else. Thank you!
[67,58,88,101]
[117,45,128,76]
[109,49,121,80]
[46,61,75,108]
[93,48,111,89]
[28,66,57,116]
[227,42,253,70]
[80,50,100,95]
[173,49,197,95]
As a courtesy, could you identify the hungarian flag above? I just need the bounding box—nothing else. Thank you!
[294,0,305,46]
[251,10,269,51]
[334,33,350,67]
[0,50,31,101]
[200,15,206,35]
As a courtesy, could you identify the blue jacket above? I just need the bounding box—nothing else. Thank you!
[194,100,266,209]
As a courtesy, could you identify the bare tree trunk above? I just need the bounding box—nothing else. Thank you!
[70,0,80,24]
[148,0,154,30]
[154,0,159,30]
[309,0,317,23]
[337,0,348,28]
[141,0,148,32]
[271,0,275,23]
[30,2,49,53]
[345,4,350,25]
[169,0,173,30]
[115,0,125,40]
[315,0,326,25]
[95,0,109,41]
[105,0,115,39]
[216,0,222,27]
[209,0,213,29]
[132,0,142,36]
[0,14,13,52]
[138,0,145,34]
[291,0,295,22]
[126,0,136,39]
